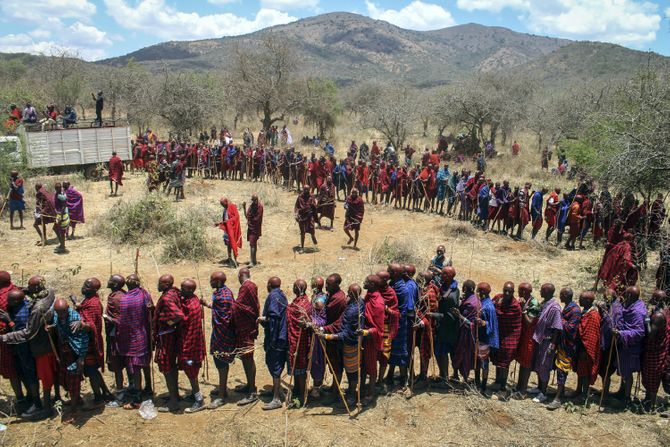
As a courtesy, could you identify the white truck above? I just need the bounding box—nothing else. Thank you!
[16,125,133,178]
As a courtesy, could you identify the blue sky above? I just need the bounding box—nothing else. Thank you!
[1,0,669,60]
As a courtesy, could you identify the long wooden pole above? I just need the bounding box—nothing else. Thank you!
[317,336,352,416]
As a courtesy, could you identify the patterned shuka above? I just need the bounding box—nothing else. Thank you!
[418,283,438,366]
[641,307,670,394]
[179,294,206,379]
[210,286,236,363]
[154,287,184,374]
[0,282,19,379]
[555,301,582,385]
[54,308,89,398]
[77,294,104,370]
[287,294,312,374]
[453,294,481,377]
[233,280,260,354]
[532,298,563,382]
[492,294,522,369]
[576,307,601,385]
[105,290,125,373]
[515,295,540,369]
[116,287,152,371]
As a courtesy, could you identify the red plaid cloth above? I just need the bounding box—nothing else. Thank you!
[154,288,184,373]
[380,286,399,340]
[419,284,438,364]
[179,295,206,365]
[78,294,104,370]
[288,295,312,371]
[0,283,18,379]
[576,308,601,385]
[233,280,260,348]
[105,290,124,370]
[492,295,522,368]
[642,310,669,394]
[515,319,537,369]
[58,346,83,400]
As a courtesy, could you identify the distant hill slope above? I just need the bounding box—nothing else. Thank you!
[100,12,574,87]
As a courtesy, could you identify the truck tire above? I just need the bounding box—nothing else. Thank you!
[84,165,101,181]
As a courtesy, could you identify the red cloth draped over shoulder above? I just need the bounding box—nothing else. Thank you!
[380,285,400,340]
[219,203,242,258]
[364,291,386,351]
[288,294,312,370]
[179,295,206,364]
[245,202,263,238]
[78,295,105,369]
[0,283,18,378]
[597,239,637,291]
[345,196,365,223]
[491,294,522,368]
[577,308,601,384]
[233,280,260,344]
[109,155,124,185]
[419,284,439,361]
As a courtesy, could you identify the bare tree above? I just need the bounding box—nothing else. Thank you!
[301,78,342,139]
[227,34,301,131]
[357,82,419,150]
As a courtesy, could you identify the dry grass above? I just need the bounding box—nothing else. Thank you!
[368,236,423,266]
[445,221,477,238]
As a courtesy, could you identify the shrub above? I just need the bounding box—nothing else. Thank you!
[368,236,422,266]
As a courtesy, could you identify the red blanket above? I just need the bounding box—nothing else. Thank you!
[219,203,242,257]
[288,294,312,370]
[78,295,105,370]
[109,155,124,185]
[492,294,522,368]
[577,308,601,384]
[380,285,400,340]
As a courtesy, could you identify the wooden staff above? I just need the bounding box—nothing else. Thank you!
[409,325,417,394]
[193,263,209,382]
[599,335,615,409]
[303,333,316,407]
[285,327,303,407]
[134,248,140,275]
[356,294,363,412]
[317,336,352,416]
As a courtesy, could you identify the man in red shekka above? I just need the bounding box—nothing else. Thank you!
[317,176,336,230]
[287,279,312,407]
[218,197,242,268]
[243,195,263,267]
[575,291,601,401]
[319,274,347,396]
[104,275,126,393]
[294,186,319,253]
[179,279,207,413]
[544,188,561,242]
[641,290,669,409]
[376,270,399,387]
[595,233,639,294]
[154,275,185,413]
[344,188,365,249]
[491,281,522,394]
[108,151,124,196]
[74,277,113,404]
[233,268,260,405]
[0,272,22,404]
[415,271,438,386]
[361,275,385,404]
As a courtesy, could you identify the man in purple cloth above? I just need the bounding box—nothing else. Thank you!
[200,271,236,409]
[112,274,152,405]
[528,283,562,404]
[62,181,84,240]
[452,280,481,383]
[603,286,646,404]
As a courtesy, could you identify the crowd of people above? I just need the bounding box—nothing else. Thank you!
[1,256,669,422]
[3,93,104,132]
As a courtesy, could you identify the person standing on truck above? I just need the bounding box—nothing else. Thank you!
[108,151,124,196]
[9,170,25,230]
[92,91,103,127]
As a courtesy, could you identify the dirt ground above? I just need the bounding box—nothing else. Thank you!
[0,167,667,447]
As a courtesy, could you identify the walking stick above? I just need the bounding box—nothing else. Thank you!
[356,303,363,413]
[317,336,352,416]
[193,262,210,382]
[303,333,316,407]
[409,326,417,394]
[285,327,303,407]
[599,335,615,409]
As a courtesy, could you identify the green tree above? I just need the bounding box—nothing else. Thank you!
[302,78,342,139]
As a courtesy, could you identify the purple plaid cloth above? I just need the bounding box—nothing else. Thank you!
[116,288,151,357]
[211,286,236,361]
[615,299,646,376]
[532,298,562,382]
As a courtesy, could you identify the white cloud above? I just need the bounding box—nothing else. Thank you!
[104,0,298,40]
[1,0,96,23]
[456,0,661,46]
[0,20,112,60]
[260,0,319,9]
[366,1,456,30]
[207,0,239,4]
[456,0,528,12]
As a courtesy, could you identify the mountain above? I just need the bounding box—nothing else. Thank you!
[101,12,576,87]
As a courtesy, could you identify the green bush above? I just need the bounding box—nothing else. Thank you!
[93,194,216,262]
